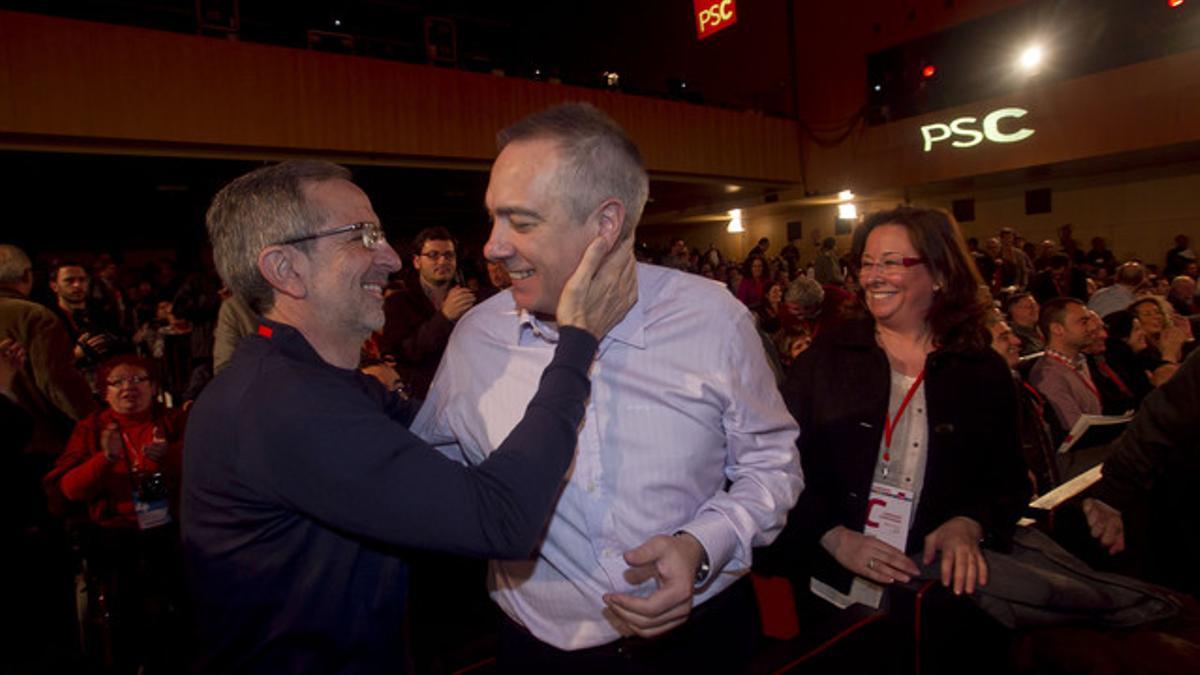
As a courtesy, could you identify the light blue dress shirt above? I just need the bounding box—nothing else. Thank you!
[413,263,803,650]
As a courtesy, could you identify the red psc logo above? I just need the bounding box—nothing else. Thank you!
[695,0,737,40]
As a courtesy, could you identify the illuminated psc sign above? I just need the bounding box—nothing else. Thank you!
[919,107,1035,152]
[695,0,737,40]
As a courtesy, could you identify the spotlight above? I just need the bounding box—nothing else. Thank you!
[837,190,855,202]
[921,64,937,79]
[873,84,882,92]
[333,18,342,27]
[1017,45,1044,72]
[602,71,620,88]
[1168,0,1184,7]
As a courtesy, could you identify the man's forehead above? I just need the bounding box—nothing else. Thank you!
[57,266,87,279]
[420,239,454,252]
[487,138,563,203]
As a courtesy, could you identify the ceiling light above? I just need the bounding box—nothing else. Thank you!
[1018,45,1044,72]
[837,189,855,202]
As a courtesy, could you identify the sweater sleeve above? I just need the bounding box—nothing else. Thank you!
[250,326,598,559]
[1092,349,1200,511]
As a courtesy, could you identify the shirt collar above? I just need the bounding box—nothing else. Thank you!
[515,291,647,350]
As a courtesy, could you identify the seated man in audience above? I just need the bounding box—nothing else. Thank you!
[1088,261,1145,319]
[1005,292,1044,356]
[987,313,1059,494]
[1028,297,1105,478]
[1031,254,1088,304]
[376,227,475,398]
[1083,349,1200,596]
[1168,275,1198,317]
[415,103,802,674]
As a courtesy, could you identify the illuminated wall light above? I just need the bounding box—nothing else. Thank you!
[1018,45,1044,72]
[837,189,855,202]
[726,208,744,233]
[838,203,858,220]
[922,64,937,79]
[1169,0,1184,8]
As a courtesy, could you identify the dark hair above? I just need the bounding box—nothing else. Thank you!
[50,260,88,281]
[1104,310,1136,341]
[851,206,989,352]
[1003,291,1035,315]
[411,227,455,255]
[1037,297,1085,338]
[743,254,767,278]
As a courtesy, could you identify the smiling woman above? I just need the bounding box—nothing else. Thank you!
[767,206,1029,647]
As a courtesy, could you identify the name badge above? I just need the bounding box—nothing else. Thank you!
[132,490,172,530]
[863,482,914,551]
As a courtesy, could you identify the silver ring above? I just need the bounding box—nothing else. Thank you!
[867,558,876,570]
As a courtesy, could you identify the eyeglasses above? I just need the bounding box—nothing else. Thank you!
[859,255,926,277]
[106,375,151,388]
[417,251,457,262]
[278,222,385,251]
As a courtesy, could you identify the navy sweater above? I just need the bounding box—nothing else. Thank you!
[182,319,596,674]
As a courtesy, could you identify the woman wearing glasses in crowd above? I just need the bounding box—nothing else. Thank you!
[45,354,187,673]
[763,207,1029,643]
[1129,296,1193,383]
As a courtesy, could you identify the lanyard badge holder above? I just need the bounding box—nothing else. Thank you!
[121,428,173,531]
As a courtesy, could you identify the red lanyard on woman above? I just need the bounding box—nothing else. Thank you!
[882,370,926,464]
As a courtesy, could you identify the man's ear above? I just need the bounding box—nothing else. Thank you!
[257,245,308,300]
[594,198,626,252]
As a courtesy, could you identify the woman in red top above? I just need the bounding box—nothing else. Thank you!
[49,355,185,528]
[736,254,769,309]
[46,354,187,674]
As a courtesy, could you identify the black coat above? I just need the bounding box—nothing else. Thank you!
[761,318,1031,595]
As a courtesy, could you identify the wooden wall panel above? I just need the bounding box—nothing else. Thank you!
[0,10,802,183]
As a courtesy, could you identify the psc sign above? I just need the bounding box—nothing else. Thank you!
[919,107,1036,153]
[695,0,737,40]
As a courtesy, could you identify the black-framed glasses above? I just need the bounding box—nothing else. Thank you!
[107,374,151,388]
[417,251,457,262]
[278,222,384,251]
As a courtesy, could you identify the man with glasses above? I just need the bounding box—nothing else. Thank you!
[378,226,475,398]
[182,160,635,674]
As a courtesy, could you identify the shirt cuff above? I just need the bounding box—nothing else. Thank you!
[679,510,740,585]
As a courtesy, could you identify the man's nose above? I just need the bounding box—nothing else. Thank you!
[484,224,514,262]
[376,241,402,273]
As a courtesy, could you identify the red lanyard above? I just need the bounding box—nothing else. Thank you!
[1045,352,1101,403]
[1022,382,1047,422]
[1096,361,1132,398]
[882,370,926,463]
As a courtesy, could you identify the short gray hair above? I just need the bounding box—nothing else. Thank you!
[206,160,351,314]
[784,276,824,310]
[497,102,649,241]
[0,244,32,286]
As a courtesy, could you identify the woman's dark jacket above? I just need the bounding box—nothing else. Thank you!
[760,318,1031,595]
